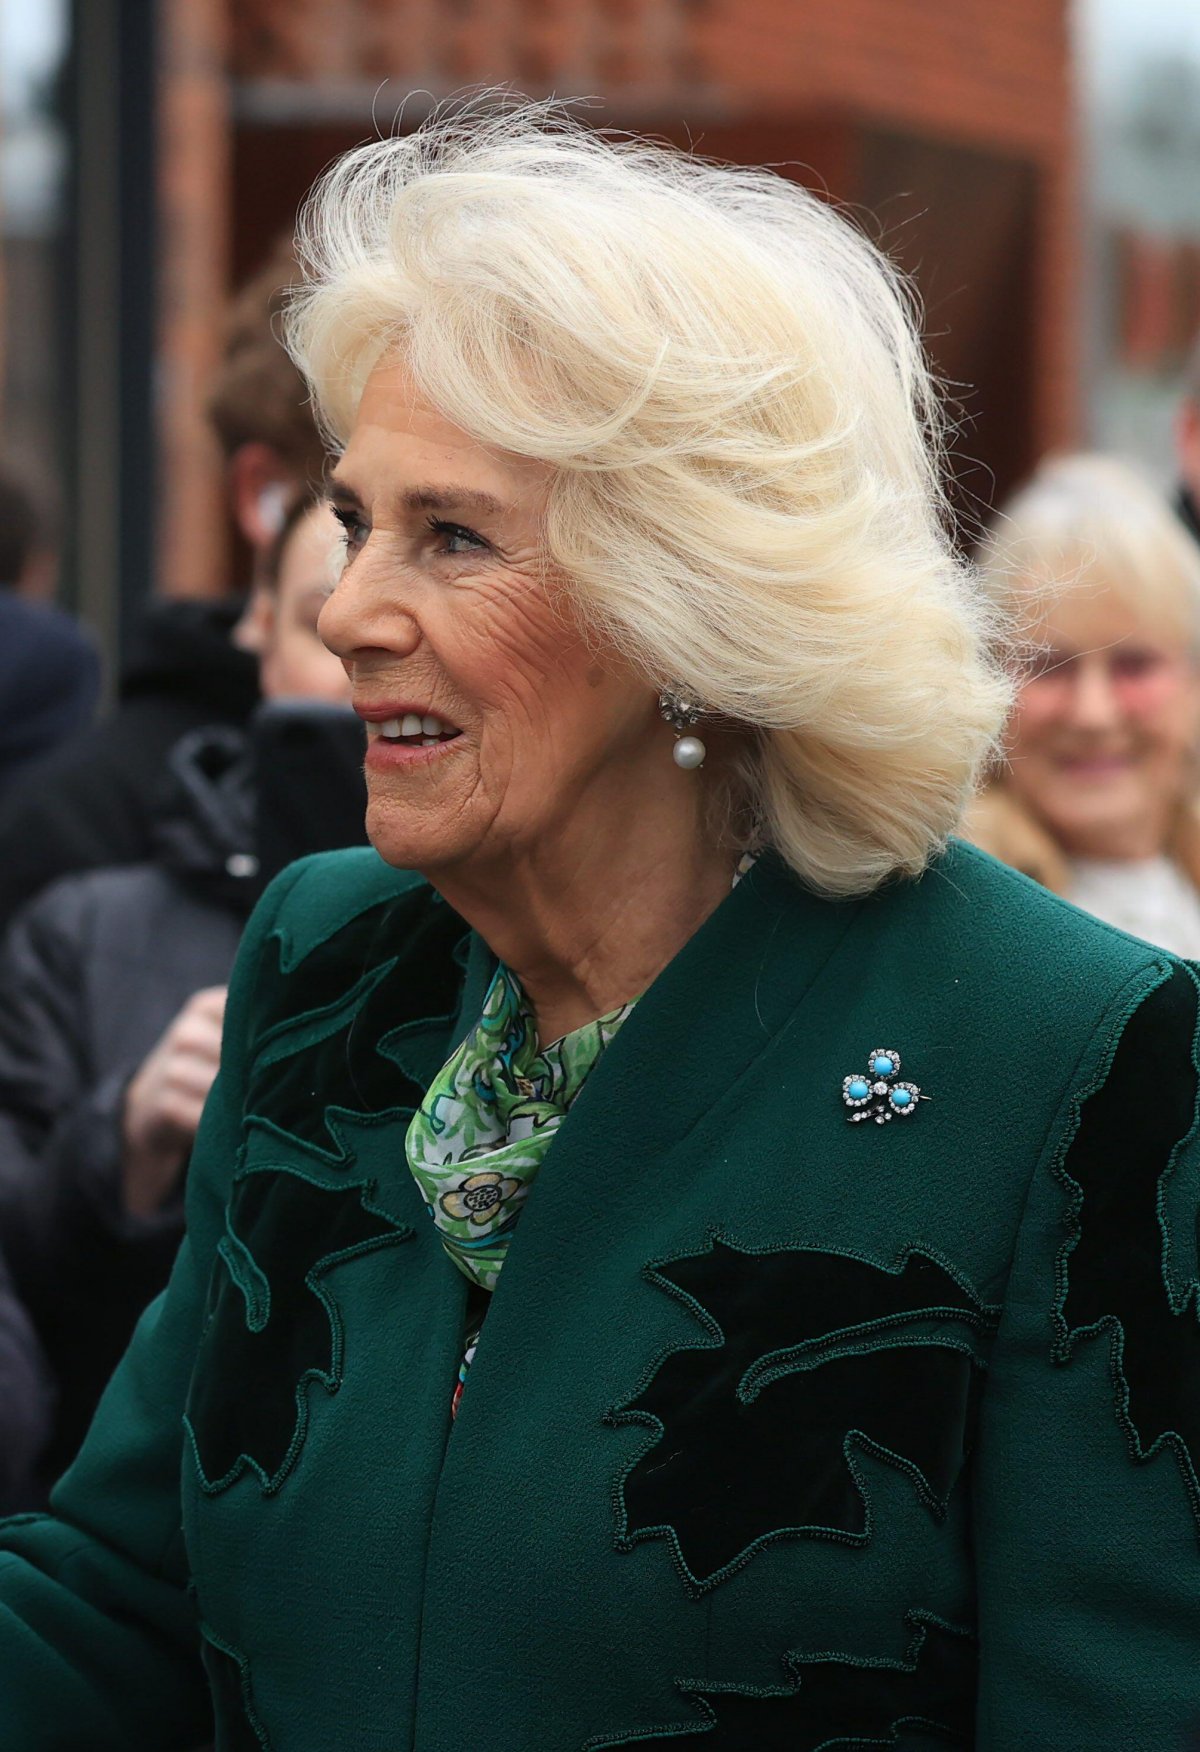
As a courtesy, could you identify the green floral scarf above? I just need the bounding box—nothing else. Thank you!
[404,964,634,1291]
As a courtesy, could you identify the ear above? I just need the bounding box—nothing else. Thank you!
[1176,402,1200,500]
[233,582,276,656]
[15,546,58,603]
[228,443,296,556]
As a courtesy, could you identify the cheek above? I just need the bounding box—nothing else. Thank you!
[1007,685,1065,749]
[1120,674,1200,751]
[448,583,595,724]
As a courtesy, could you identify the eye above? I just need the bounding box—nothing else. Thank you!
[427,516,488,555]
[1110,647,1167,682]
[330,504,369,559]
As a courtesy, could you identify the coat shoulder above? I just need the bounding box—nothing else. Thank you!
[260,848,433,969]
[927,836,1184,991]
[853,839,1199,1111]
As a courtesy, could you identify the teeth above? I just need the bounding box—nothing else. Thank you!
[370,711,459,742]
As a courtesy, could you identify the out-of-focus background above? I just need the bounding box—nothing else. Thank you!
[1,0,1198,667]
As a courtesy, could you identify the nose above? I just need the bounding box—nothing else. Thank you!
[317,554,422,668]
[1068,655,1122,730]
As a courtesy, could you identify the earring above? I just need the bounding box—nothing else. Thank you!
[659,687,707,770]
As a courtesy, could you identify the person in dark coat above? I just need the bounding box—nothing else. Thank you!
[0,1243,52,1511]
[0,245,326,933]
[0,501,361,1485]
[0,594,100,797]
[0,460,99,793]
[0,599,254,920]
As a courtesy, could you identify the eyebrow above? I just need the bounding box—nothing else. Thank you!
[327,478,508,521]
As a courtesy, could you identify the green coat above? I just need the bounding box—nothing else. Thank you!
[2,842,1199,1750]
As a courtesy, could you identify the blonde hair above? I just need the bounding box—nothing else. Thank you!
[285,96,1009,896]
[969,452,1200,893]
[976,452,1200,650]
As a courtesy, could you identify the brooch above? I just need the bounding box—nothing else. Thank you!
[842,1048,927,1125]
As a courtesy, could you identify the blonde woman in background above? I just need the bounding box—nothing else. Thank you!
[967,452,1200,953]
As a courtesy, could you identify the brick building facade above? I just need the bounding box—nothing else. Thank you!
[158,0,1077,595]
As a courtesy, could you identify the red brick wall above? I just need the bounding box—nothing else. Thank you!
[157,0,231,598]
[689,0,1077,454]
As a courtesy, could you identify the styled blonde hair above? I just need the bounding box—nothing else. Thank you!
[976,452,1200,650]
[285,96,1009,896]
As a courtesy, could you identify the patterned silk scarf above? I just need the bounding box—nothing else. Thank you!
[404,963,634,1291]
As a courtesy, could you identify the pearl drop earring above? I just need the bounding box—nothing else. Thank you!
[658,688,707,770]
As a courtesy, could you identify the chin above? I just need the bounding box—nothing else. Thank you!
[1039,806,1154,860]
[1023,776,1147,852]
[363,801,471,875]
[364,804,432,873]
[366,826,440,874]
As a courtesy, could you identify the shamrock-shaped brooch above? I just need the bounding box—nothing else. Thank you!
[842,1047,927,1125]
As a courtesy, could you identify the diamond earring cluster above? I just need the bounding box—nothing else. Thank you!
[659,688,707,770]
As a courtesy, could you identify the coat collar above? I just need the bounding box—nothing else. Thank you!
[447,852,861,1151]
[542,852,861,1156]
[444,854,862,1258]
[247,852,861,1175]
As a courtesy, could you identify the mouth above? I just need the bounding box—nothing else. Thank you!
[1052,751,1136,777]
[361,709,463,749]
[357,706,465,773]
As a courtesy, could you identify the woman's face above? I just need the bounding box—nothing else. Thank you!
[1005,585,1200,860]
[320,359,661,873]
[258,504,351,705]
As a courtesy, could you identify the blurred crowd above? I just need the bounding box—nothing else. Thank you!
[0,244,370,1501]
[2,222,1200,1509]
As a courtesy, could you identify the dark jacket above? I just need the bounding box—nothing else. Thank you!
[0,597,259,931]
[0,596,100,797]
[0,728,253,1482]
[0,842,1198,1748]
[0,1244,52,1512]
[0,708,368,1485]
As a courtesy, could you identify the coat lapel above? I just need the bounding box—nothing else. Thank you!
[549,853,860,1159]
[463,854,863,1307]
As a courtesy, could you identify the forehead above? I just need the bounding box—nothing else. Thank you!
[1030,581,1187,654]
[336,357,550,509]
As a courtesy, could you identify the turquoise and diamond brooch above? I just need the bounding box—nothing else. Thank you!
[842,1048,926,1125]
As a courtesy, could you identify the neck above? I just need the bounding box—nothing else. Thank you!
[426,771,738,1045]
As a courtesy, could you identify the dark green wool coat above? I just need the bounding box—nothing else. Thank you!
[1,842,1199,1750]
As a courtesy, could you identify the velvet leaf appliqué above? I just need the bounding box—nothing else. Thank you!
[611,1237,998,1590]
[1055,964,1200,1530]
[588,1611,973,1750]
[185,1168,411,1494]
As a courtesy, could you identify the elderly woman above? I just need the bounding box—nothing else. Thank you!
[1,103,1198,1751]
[967,453,1200,953]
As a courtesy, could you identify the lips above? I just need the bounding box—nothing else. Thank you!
[356,702,465,775]
[357,706,463,748]
[1053,752,1135,778]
